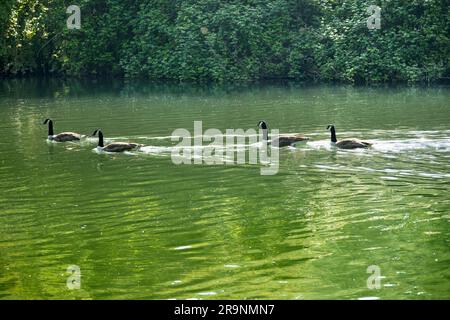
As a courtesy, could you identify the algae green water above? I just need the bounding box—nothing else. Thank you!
[0,79,449,299]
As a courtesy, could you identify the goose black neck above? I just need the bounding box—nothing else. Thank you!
[330,126,337,143]
[47,120,54,136]
[97,131,104,147]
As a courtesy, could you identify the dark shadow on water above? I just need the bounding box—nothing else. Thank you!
[2,77,449,100]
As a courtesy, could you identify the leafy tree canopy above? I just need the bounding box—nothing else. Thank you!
[1,0,449,83]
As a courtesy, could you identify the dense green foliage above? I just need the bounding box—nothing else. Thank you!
[1,0,449,83]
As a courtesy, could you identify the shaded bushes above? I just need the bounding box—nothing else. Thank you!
[1,0,449,83]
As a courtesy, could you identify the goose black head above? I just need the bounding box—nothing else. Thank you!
[92,129,104,147]
[43,118,54,136]
[257,120,268,130]
[257,120,269,141]
[327,124,337,143]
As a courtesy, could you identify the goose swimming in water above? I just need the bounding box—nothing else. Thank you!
[92,129,141,153]
[43,119,82,142]
[257,120,309,147]
[327,124,372,149]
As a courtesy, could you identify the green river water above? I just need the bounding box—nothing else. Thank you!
[0,79,449,299]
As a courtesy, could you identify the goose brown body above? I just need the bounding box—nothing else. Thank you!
[51,132,81,142]
[274,135,309,147]
[102,142,140,153]
[336,139,372,149]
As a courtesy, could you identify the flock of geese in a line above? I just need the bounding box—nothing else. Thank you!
[43,118,372,152]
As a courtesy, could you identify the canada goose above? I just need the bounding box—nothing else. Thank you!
[257,120,309,147]
[43,119,81,142]
[326,124,372,149]
[92,129,141,153]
